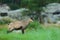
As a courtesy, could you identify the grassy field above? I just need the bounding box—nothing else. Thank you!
[0,24,60,40]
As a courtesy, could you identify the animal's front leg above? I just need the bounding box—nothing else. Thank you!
[21,29,24,34]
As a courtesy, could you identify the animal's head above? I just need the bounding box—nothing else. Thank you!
[28,18,33,22]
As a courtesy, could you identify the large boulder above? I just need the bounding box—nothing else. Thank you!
[42,3,60,13]
[41,3,60,23]
[8,8,29,20]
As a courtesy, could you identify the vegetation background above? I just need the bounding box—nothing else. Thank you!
[0,0,60,40]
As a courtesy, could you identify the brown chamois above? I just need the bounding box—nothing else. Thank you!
[7,18,33,34]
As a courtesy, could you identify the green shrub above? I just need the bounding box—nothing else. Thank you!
[28,21,42,29]
[0,17,12,24]
[0,20,11,25]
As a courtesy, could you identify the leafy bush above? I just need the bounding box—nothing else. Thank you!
[0,17,13,24]
[28,21,42,29]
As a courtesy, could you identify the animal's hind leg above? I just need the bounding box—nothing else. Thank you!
[7,30,13,33]
[7,28,14,33]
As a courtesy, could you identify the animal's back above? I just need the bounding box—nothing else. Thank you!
[9,21,27,28]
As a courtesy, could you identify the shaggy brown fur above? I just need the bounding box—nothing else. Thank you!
[7,18,33,34]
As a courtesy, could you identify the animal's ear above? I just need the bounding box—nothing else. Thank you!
[30,17,33,20]
[29,18,33,22]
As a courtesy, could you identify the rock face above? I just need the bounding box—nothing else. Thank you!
[43,3,60,13]
[8,8,29,20]
[0,4,10,13]
[41,3,60,23]
[0,4,29,20]
[0,4,29,21]
[0,4,10,19]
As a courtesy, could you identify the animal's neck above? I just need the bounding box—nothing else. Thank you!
[22,20,30,26]
[26,21,30,25]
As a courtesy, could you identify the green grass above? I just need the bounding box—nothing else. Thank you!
[0,25,60,40]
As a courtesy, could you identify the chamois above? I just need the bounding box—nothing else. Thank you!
[7,18,33,34]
